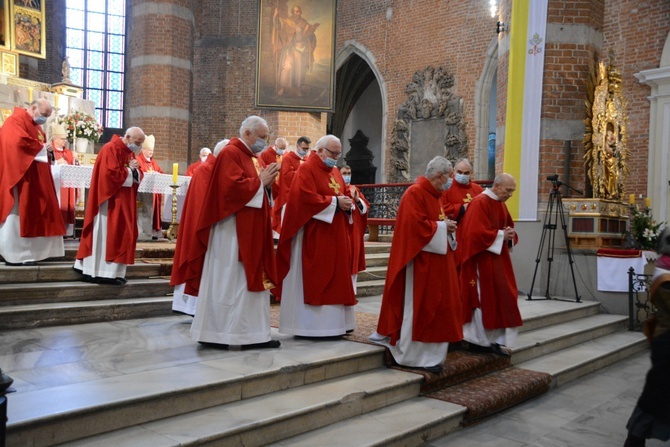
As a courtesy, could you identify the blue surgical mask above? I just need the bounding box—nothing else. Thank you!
[324,157,337,169]
[251,137,266,153]
[297,148,307,157]
[455,173,470,185]
[342,175,351,185]
[443,178,453,191]
[128,143,141,151]
[34,115,47,125]
[276,148,285,155]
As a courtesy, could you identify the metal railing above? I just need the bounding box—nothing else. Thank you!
[628,267,654,331]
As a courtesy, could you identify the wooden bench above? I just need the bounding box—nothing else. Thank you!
[367,218,396,242]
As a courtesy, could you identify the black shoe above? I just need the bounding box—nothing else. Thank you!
[241,340,281,350]
[422,365,444,374]
[467,342,494,354]
[115,277,128,284]
[490,343,511,357]
[198,341,229,350]
[152,236,158,240]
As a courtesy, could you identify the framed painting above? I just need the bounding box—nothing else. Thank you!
[0,0,10,49]
[255,0,337,112]
[10,0,45,59]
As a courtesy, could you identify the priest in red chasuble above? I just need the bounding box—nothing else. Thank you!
[277,135,363,338]
[441,158,484,221]
[49,122,77,238]
[190,116,281,349]
[0,98,65,266]
[73,127,146,285]
[170,138,228,316]
[339,164,369,287]
[186,147,211,176]
[459,173,521,357]
[371,157,462,373]
[137,135,164,239]
[260,136,287,199]
[271,136,310,236]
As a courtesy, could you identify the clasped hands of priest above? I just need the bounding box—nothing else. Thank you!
[260,162,280,187]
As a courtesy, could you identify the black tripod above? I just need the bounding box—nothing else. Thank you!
[528,175,581,303]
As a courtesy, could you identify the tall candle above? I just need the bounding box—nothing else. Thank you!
[645,197,651,208]
[28,87,33,102]
[629,193,635,205]
[172,163,179,184]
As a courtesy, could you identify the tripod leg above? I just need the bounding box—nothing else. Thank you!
[556,195,581,303]
[543,193,559,299]
[528,193,555,300]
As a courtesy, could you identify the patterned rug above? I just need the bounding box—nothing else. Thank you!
[269,304,552,423]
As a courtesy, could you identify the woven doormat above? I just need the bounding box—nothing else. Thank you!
[426,366,552,424]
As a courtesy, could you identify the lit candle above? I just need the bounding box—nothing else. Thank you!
[28,87,33,102]
[172,163,179,184]
[645,197,651,208]
[629,194,635,205]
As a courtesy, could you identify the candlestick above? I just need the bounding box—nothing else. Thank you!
[645,197,651,208]
[28,87,33,102]
[166,184,179,241]
[629,193,635,205]
[172,163,179,184]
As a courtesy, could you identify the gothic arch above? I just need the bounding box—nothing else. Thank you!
[474,37,499,181]
[332,42,388,182]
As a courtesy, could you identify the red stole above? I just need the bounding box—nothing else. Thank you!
[54,148,77,227]
[376,176,463,344]
[276,153,356,306]
[137,155,164,231]
[350,185,369,275]
[459,192,521,329]
[271,151,303,233]
[0,107,65,237]
[170,155,216,296]
[195,138,276,292]
[76,135,142,265]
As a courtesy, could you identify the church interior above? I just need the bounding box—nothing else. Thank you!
[0,0,669,445]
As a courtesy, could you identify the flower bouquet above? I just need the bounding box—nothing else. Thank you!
[59,110,104,143]
[627,208,665,251]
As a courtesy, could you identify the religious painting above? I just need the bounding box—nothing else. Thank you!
[0,0,10,49]
[255,0,337,112]
[10,0,45,59]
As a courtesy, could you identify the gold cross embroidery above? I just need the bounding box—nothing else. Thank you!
[463,193,474,203]
[252,157,261,174]
[38,133,44,142]
[328,176,340,194]
[438,207,446,221]
[470,279,476,287]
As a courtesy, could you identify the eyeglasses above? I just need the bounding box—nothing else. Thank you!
[323,147,342,159]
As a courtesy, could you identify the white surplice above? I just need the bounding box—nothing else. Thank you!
[171,283,197,316]
[369,221,454,367]
[279,197,356,337]
[190,184,272,345]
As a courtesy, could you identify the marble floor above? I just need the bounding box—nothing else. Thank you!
[0,296,663,447]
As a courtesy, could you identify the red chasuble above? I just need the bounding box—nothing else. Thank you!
[0,107,65,237]
[350,185,369,275]
[76,135,142,265]
[459,191,522,329]
[441,180,484,221]
[376,176,463,345]
[169,155,216,296]
[186,156,208,176]
[137,155,164,232]
[271,150,303,233]
[54,148,77,229]
[260,146,282,200]
[276,153,356,306]
[194,138,276,292]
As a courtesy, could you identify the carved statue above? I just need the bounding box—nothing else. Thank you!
[62,56,71,83]
[389,65,468,182]
[583,61,629,200]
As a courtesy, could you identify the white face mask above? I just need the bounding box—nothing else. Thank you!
[200,156,208,162]
[455,173,471,185]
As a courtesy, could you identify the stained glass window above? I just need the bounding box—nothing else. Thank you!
[66,0,126,130]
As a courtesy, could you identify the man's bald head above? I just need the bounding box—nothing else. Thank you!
[123,127,146,150]
[28,98,52,124]
[492,173,516,202]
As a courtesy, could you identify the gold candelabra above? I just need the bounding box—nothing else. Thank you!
[166,183,179,241]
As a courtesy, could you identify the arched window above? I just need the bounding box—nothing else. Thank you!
[65,0,126,130]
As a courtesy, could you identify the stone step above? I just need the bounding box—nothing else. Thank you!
[265,397,466,447]
[6,339,385,447]
[518,298,601,332]
[362,242,392,254]
[57,368,422,447]
[0,297,174,329]
[356,279,386,297]
[512,313,629,364]
[363,252,391,267]
[0,261,167,284]
[0,278,172,305]
[358,266,388,282]
[515,330,648,387]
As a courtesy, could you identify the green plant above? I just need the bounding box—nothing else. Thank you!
[58,110,104,143]
[628,208,665,250]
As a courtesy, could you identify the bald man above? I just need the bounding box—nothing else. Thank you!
[74,127,146,285]
[0,98,65,266]
[187,148,212,176]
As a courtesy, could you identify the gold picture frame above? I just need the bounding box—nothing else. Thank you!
[10,0,45,59]
[0,0,10,50]
[255,0,337,112]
